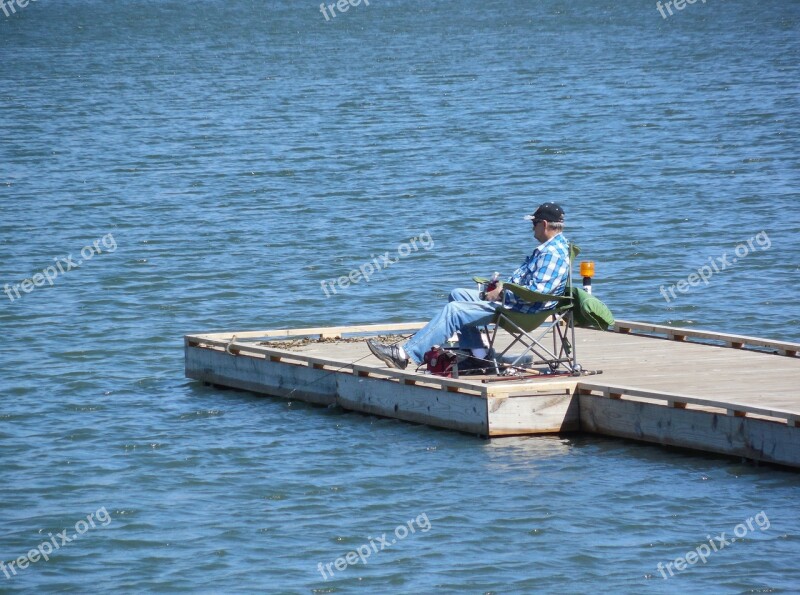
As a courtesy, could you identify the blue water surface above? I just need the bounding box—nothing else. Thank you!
[1,0,799,592]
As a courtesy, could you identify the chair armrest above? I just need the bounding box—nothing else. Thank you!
[503,282,571,304]
[473,278,570,304]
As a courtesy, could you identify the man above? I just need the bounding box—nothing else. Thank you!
[367,202,571,369]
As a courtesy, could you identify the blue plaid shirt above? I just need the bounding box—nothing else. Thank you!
[503,233,570,314]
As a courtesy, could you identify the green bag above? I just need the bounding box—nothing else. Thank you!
[571,287,614,330]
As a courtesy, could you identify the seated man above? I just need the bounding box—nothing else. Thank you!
[368,202,571,369]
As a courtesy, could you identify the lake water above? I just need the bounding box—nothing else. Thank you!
[1,0,799,592]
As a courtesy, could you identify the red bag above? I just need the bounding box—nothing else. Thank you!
[422,346,458,377]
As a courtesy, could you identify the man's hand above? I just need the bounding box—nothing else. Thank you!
[485,282,504,302]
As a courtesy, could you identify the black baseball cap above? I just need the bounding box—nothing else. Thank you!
[524,202,565,223]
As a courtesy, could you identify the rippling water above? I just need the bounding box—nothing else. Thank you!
[1,0,799,592]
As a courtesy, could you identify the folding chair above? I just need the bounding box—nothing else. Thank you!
[474,243,582,376]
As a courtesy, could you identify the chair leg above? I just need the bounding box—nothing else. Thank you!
[488,310,581,376]
[498,314,565,370]
[484,325,502,375]
[569,312,579,373]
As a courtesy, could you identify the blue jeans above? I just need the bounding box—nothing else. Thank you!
[404,288,501,364]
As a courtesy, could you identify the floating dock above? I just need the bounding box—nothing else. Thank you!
[185,321,800,469]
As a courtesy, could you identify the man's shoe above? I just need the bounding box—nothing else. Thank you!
[367,339,409,370]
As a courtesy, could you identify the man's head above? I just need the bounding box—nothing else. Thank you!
[525,202,565,242]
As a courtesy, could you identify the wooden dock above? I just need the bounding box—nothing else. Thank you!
[184,321,800,469]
